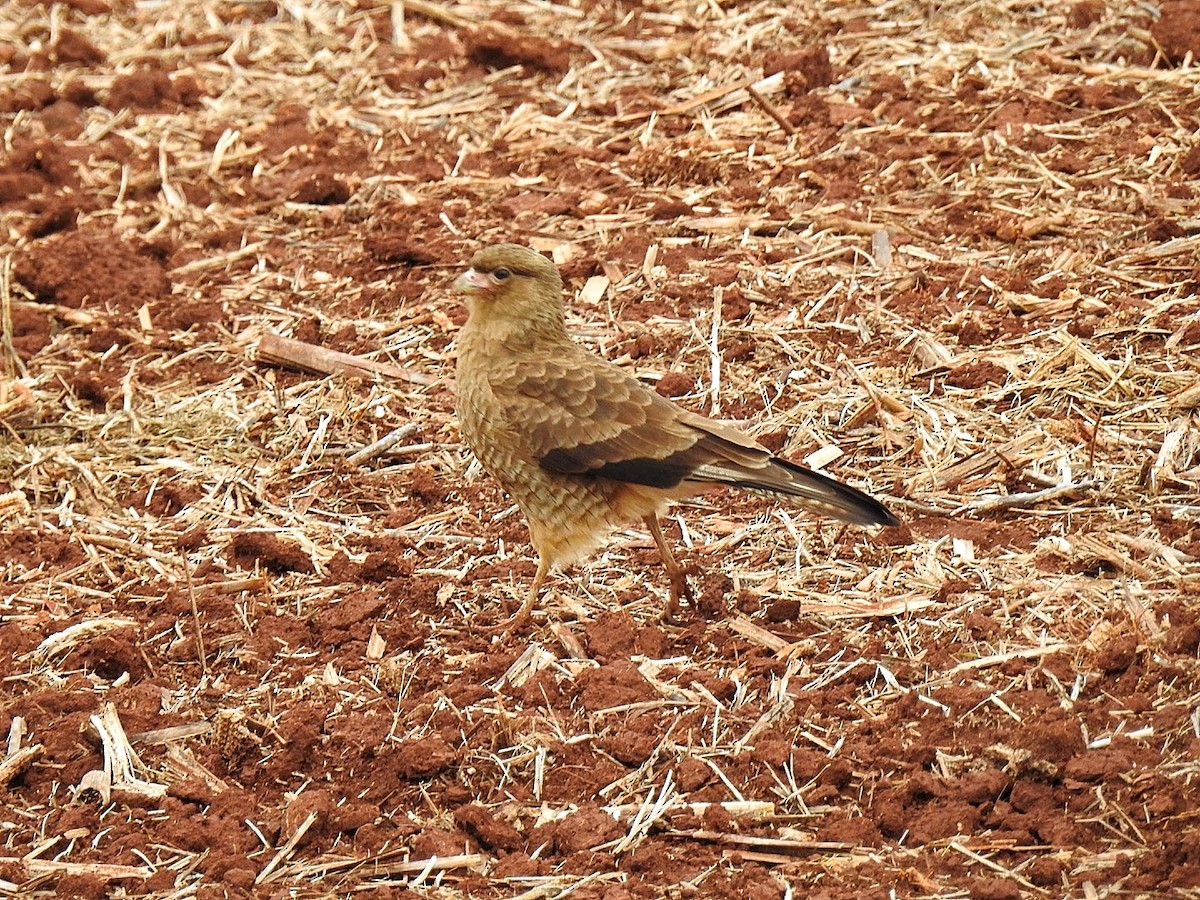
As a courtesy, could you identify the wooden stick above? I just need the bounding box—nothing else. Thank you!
[665,829,855,853]
[10,300,98,326]
[0,744,42,786]
[400,0,471,28]
[659,76,756,116]
[254,332,435,385]
[964,480,1097,512]
[746,84,796,135]
[346,423,420,466]
[129,722,212,744]
[257,810,320,884]
[0,858,153,880]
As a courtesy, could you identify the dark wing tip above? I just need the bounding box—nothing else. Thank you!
[539,447,693,489]
[864,498,902,528]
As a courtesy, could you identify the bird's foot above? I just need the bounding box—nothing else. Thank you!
[662,563,701,625]
[479,594,539,638]
[501,610,534,639]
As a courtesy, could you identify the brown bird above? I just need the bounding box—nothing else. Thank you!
[454,243,898,628]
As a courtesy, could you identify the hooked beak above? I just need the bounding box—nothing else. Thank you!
[454,267,492,294]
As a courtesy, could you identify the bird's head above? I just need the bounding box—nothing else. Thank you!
[455,243,565,339]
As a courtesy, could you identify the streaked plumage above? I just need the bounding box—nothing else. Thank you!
[454,243,898,627]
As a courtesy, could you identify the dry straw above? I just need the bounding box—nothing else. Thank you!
[2,0,1199,896]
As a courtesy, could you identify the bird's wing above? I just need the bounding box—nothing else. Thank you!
[492,351,898,527]
[492,353,768,488]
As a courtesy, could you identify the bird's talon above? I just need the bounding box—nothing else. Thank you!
[662,605,689,626]
[663,583,694,626]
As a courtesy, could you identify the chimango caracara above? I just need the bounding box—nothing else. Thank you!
[454,243,898,627]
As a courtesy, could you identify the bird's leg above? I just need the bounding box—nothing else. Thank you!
[645,513,694,623]
[504,557,549,634]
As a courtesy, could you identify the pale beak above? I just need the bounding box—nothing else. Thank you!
[454,267,492,293]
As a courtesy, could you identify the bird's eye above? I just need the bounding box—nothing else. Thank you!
[492,267,511,281]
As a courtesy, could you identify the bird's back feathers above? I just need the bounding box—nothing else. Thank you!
[474,342,897,528]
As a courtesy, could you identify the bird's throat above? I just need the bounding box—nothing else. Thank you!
[463,305,567,350]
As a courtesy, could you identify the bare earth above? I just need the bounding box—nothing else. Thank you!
[3,1,1200,898]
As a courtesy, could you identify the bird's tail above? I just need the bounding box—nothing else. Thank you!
[697,457,899,527]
